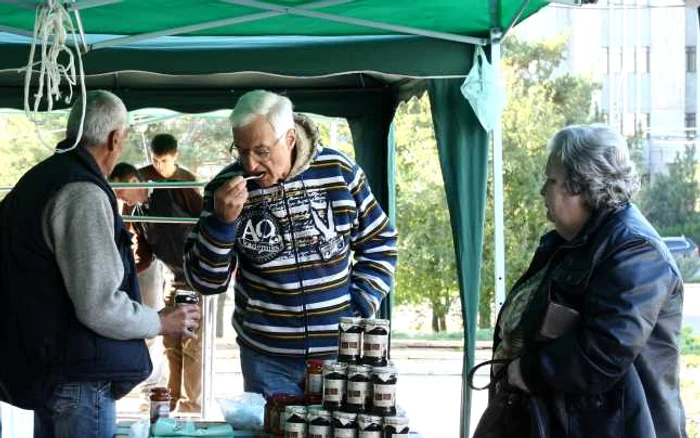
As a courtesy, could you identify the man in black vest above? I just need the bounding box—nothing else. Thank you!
[0,90,201,438]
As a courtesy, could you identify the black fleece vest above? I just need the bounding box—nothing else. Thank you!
[0,147,152,409]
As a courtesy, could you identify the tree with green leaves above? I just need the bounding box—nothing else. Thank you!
[393,95,459,332]
[0,113,60,199]
[637,145,699,230]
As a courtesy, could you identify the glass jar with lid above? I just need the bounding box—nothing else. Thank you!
[371,364,397,416]
[346,364,372,412]
[332,410,358,438]
[382,416,409,438]
[322,361,347,410]
[149,387,171,424]
[357,413,383,438]
[338,316,363,363]
[307,406,332,438]
[361,319,390,366]
[284,405,307,438]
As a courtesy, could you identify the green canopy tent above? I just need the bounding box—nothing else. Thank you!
[0,1,552,435]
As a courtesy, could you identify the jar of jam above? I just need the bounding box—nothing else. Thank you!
[357,413,383,438]
[265,394,306,435]
[338,316,363,363]
[382,416,409,438]
[346,364,372,412]
[361,319,389,366]
[322,361,347,410]
[284,405,307,438]
[307,359,325,401]
[371,365,397,416]
[332,410,358,438]
[149,387,171,424]
[307,406,332,438]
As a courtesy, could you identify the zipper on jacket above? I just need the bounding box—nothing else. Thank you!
[279,183,311,361]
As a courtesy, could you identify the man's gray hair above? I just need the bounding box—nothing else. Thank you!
[229,90,294,139]
[549,123,640,210]
[66,90,127,147]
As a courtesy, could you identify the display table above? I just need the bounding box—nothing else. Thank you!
[114,420,424,437]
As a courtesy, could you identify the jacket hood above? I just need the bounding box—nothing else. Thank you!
[288,113,320,180]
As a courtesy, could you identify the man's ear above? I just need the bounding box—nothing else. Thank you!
[107,129,120,152]
[286,128,297,150]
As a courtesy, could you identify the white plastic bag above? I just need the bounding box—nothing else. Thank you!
[217,392,265,430]
[460,46,507,132]
[128,419,150,438]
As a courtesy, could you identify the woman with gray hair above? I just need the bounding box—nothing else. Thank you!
[473,124,686,438]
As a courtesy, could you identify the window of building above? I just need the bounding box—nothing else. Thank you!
[600,47,609,74]
[609,48,622,73]
[637,47,650,73]
[638,113,650,138]
[623,49,636,73]
[623,113,637,136]
[685,113,696,140]
[686,47,696,73]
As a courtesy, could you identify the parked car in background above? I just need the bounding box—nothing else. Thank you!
[662,236,699,258]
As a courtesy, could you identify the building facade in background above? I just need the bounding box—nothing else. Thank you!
[514,0,698,177]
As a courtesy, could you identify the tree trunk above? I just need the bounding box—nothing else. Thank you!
[432,312,440,332]
[439,315,447,332]
[479,298,493,329]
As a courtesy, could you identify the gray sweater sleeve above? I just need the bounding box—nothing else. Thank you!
[42,182,161,340]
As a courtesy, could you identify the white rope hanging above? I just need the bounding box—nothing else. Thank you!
[22,0,87,153]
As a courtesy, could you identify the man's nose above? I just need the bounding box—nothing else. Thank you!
[242,154,261,171]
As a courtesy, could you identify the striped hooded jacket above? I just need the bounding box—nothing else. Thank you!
[184,114,397,357]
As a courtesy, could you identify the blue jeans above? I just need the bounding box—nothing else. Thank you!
[33,381,115,438]
[239,343,307,398]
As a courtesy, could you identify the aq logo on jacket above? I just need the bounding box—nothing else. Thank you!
[235,209,284,264]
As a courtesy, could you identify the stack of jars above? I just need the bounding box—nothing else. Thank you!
[273,317,411,437]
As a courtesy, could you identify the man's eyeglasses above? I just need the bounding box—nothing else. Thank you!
[230,131,285,163]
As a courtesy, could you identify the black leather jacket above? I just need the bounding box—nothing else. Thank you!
[496,203,687,438]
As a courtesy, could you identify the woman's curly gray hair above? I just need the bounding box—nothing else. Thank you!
[548,123,640,210]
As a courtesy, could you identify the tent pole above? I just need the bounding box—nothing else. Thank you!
[502,0,532,40]
[490,29,507,313]
[222,0,489,45]
[0,24,33,38]
[91,0,351,50]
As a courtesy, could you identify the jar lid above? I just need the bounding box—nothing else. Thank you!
[150,387,170,394]
[383,416,409,427]
[357,413,383,426]
[371,364,397,377]
[307,359,325,367]
[332,410,358,423]
[339,316,363,329]
[362,318,390,330]
[323,361,348,374]
[307,406,331,421]
[347,364,372,376]
[284,405,308,417]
